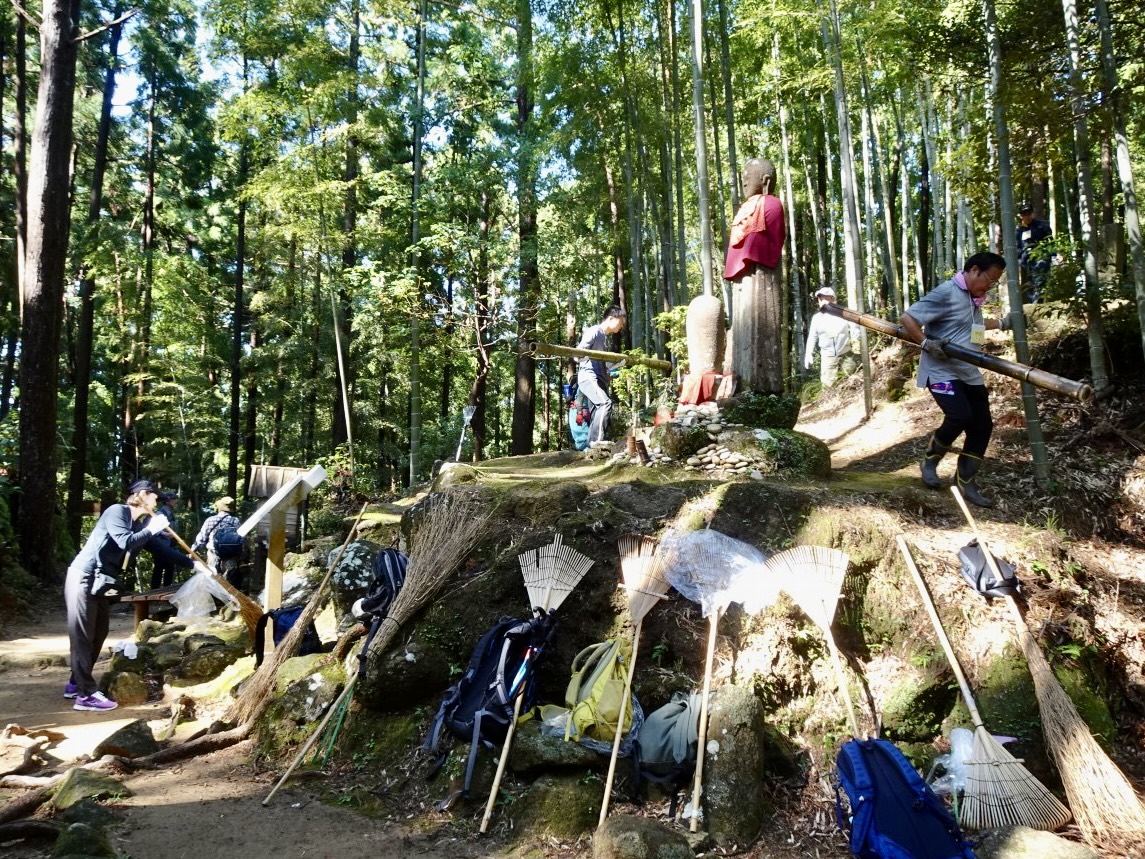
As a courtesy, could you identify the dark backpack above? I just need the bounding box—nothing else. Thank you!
[253,604,323,667]
[835,738,976,859]
[356,548,409,668]
[422,612,557,801]
[213,525,245,561]
[957,540,1020,599]
[633,690,702,816]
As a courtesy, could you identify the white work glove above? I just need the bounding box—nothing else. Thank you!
[145,513,170,535]
[193,560,212,577]
[921,337,949,360]
[804,358,813,370]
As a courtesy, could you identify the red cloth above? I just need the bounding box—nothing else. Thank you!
[723,194,786,279]
[679,372,733,405]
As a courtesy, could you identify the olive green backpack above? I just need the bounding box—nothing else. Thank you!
[564,637,634,743]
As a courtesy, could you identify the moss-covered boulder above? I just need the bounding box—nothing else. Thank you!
[593,814,694,859]
[329,540,383,620]
[694,428,830,479]
[51,770,131,810]
[513,774,600,840]
[507,720,601,775]
[100,671,148,706]
[717,391,801,430]
[648,423,710,459]
[599,482,689,523]
[701,684,768,848]
[170,644,246,684]
[51,822,117,858]
[974,825,1099,859]
[260,653,347,752]
[58,798,123,829]
[183,633,227,653]
[357,639,452,713]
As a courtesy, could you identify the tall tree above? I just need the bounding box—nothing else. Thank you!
[18,0,83,579]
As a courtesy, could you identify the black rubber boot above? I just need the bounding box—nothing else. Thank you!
[957,456,995,508]
[920,435,950,489]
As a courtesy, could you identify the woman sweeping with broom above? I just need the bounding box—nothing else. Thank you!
[65,479,210,711]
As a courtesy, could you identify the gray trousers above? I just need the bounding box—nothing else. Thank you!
[578,374,613,444]
[65,565,110,697]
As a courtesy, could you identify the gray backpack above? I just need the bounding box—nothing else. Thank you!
[633,690,702,815]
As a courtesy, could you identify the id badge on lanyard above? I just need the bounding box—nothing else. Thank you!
[971,321,985,345]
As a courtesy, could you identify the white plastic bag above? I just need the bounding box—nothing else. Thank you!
[660,529,771,617]
[929,727,975,796]
[170,571,238,619]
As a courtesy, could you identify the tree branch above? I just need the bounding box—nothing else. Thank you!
[6,0,38,31]
[74,7,138,43]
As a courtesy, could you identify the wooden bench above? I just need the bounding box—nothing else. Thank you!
[119,585,180,629]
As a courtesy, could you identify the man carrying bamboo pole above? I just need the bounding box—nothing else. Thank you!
[900,252,1013,508]
[576,305,627,445]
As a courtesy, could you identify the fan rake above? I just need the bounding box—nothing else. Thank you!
[765,545,858,737]
[897,534,1070,832]
[952,488,1145,849]
[480,534,594,833]
[598,535,674,826]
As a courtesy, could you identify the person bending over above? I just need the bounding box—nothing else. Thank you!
[65,479,206,711]
[900,252,1014,508]
[576,305,627,445]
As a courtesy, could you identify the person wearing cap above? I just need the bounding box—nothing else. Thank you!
[1015,203,1052,303]
[900,252,1013,508]
[192,496,242,585]
[64,479,209,712]
[149,490,181,590]
[803,287,857,387]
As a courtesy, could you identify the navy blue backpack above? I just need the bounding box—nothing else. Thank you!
[422,611,557,804]
[836,739,976,859]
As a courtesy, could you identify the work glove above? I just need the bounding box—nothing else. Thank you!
[193,560,213,577]
[921,337,949,360]
[999,313,1013,332]
[145,513,170,536]
[804,358,813,370]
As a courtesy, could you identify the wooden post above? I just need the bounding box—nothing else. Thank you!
[265,506,287,611]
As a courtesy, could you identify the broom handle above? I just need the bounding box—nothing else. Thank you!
[949,490,1057,712]
[263,673,358,806]
[896,535,988,729]
[480,691,525,833]
[165,528,261,621]
[689,608,721,833]
[599,619,641,827]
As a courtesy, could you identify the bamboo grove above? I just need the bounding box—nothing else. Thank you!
[2,0,1144,579]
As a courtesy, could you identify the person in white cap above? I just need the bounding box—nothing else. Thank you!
[803,286,857,386]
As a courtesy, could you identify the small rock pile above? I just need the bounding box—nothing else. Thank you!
[683,443,764,479]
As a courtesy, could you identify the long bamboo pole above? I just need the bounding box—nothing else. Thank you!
[689,608,721,832]
[820,303,1093,401]
[598,619,641,826]
[527,341,672,373]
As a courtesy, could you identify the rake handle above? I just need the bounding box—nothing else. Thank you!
[896,535,987,729]
[599,620,641,827]
[480,691,525,833]
[689,608,721,833]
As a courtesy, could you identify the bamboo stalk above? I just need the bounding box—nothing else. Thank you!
[821,302,1093,401]
[527,341,672,373]
[599,620,641,826]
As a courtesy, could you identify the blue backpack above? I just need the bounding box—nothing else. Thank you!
[253,605,323,667]
[835,739,976,859]
[356,548,409,669]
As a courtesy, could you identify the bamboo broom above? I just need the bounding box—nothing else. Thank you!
[165,528,263,635]
[951,487,1145,849]
[897,535,1070,831]
[598,535,673,826]
[227,503,368,726]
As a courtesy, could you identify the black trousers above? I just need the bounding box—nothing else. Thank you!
[929,380,992,459]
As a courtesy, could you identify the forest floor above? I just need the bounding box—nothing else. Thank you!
[2,363,1143,859]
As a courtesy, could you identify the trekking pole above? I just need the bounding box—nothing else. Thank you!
[263,673,358,806]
